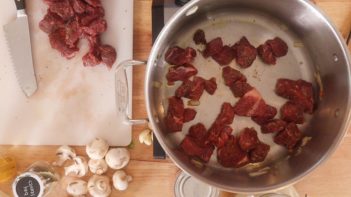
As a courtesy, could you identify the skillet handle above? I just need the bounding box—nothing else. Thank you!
[115,60,148,125]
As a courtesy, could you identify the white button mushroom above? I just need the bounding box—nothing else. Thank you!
[66,179,88,196]
[88,175,111,197]
[138,129,153,146]
[105,148,130,170]
[64,156,89,177]
[88,159,108,175]
[86,138,109,160]
[53,145,76,167]
[112,170,132,191]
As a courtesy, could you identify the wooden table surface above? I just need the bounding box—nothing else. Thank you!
[1,0,351,196]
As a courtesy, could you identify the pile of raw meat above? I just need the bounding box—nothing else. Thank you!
[164,29,315,168]
[39,0,117,68]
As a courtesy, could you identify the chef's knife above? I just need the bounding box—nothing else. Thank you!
[3,0,37,97]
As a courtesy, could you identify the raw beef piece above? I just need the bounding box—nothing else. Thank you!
[165,46,197,66]
[71,0,86,14]
[79,6,105,26]
[193,29,206,45]
[49,28,79,59]
[266,37,288,57]
[261,119,287,134]
[233,89,262,116]
[82,47,101,67]
[180,136,214,162]
[207,125,233,148]
[204,78,217,95]
[232,37,257,68]
[222,66,246,86]
[230,81,253,98]
[175,77,205,101]
[164,97,185,132]
[65,20,81,48]
[188,123,208,146]
[214,102,235,125]
[274,123,302,150]
[39,10,65,33]
[166,64,198,85]
[217,136,249,168]
[81,17,107,36]
[249,142,270,163]
[203,37,223,58]
[257,43,276,65]
[99,45,117,68]
[49,0,75,21]
[280,102,304,124]
[212,45,235,66]
[84,0,102,7]
[184,108,197,122]
[238,128,259,151]
[275,79,314,113]
[251,104,277,125]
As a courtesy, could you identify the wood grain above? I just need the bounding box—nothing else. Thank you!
[1,0,351,196]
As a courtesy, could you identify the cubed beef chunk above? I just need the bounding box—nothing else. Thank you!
[49,0,75,21]
[203,37,223,58]
[164,97,185,132]
[166,64,198,85]
[257,43,276,65]
[266,37,288,57]
[238,128,259,151]
[232,37,257,68]
[233,89,262,116]
[71,0,87,14]
[49,28,79,59]
[212,45,235,66]
[175,77,205,101]
[222,66,246,86]
[79,6,105,26]
[165,46,196,66]
[280,102,304,124]
[193,29,206,45]
[81,17,107,36]
[275,79,314,113]
[217,136,249,168]
[65,20,81,48]
[207,124,233,148]
[204,77,217,95]
[188,123,208,146]
[39,10,65,33]
[180,136,214,163]
[251,104,277,125]
[274,123,302,150]
[82,48,101,67]
[249,142,270,163]
[214,102,235,125]
[184,108,197,123]
[230,81,253,98]
[261,119,287,134]
[99,44,117,68]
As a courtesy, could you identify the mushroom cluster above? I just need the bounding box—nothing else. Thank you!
[53,138,133,197]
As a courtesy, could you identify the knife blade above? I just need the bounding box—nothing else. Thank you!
[3,0,37,97]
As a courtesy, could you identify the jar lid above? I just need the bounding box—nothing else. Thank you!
[12,172,44,197]
[174,172,219,197]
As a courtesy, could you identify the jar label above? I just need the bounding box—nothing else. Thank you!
[14,176,41,197]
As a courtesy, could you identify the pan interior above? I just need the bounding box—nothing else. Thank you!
[147,1,350,192]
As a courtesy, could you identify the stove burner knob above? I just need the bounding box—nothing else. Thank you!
[175,0,190,6]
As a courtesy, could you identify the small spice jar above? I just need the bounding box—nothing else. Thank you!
[12,161,60,197]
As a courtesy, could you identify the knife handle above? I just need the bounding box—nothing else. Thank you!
[14,0,25,10]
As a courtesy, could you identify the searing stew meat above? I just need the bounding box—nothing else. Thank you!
[164,29,315,168]
[40,0,116,68]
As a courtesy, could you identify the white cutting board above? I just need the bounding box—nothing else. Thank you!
[0,0,133,146]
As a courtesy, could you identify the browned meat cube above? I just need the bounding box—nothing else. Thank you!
[212,46,235,66]
[164,97,185,132]
[274,123,302,150]
[188,123,207,147]
[261,119,287,134]
[166,64,198,85]
[203,37,223,58]
[266,37,288,57]
[257,43,276,65]
[204,77,217,95]
[183,108,197,123]
[217,136,249,168]
[165,46,196,66]
[238,128,259,151]
[280,102,304,124]
[180,136,214,163]
[230,81,253,98]
[249,142,270,163]
[175,77,205,101]
[207,125,232,148]
[232,37,257,68]
[193,29,206,45]
[251,104,277,125]
[214,102,235,125]
[222,66,246,86]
